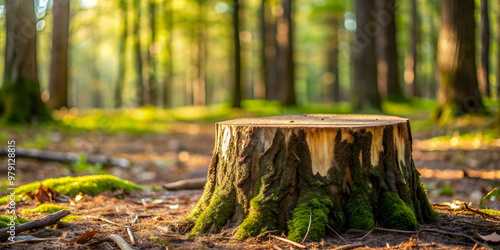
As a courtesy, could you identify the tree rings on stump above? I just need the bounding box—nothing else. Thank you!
[184,114,437,241]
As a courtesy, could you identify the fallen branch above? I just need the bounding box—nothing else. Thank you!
[463,203,500,222]
[324,222,346,244]
[270,235,306,249]
[0,147,130,168]
[0,210,70,241]
[162,178,207,191]
[87,216,123,226]
[300,210,312,244]
[109,234,134,250]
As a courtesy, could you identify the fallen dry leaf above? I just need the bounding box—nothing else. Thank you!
[25,183,60,203]
[473,232,500,242]
[69,229,98,244]
[180,199,190,204]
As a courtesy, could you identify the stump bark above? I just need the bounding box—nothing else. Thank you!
[184,114,437,241]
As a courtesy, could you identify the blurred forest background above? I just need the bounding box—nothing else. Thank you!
[0,0,499,125]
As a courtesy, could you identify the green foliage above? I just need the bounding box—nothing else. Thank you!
[234,197,271,239]
[415,183,439,222]
[71,154,104,174]
[0,215,30,229]
[480,188,499,208]
[287,197,332,242]
[0,175,142,205]
[21,204,67,214]
[379,192,418,230]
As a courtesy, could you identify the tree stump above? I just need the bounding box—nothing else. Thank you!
[184,114,437,241]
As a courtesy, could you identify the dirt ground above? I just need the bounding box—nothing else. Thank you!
[1,122,499,249]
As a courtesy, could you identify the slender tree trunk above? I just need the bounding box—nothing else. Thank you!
[163,0,174,108]
[232,0,242,108]
[263,0,278,101]
[325,14,340,103]
[145,0,156,106]
[352,0,381,112]
[405,0,418,97]
[193,1,206,106]
[479,0,490,97]
[276,0,296,106]
[48,0,70,110]
[132,0,144,106]
[435,0,485,122]
[376,0,402,100]
[1,0,50,122]
[114,0,127,108]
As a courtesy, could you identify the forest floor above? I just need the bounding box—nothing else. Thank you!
[1,110,500,249]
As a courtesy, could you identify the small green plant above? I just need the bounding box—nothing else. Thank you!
[439,181,454,196]
[22,204,67,214]
[71,154,104,174]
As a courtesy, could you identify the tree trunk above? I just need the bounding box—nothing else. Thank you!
[276,0,296,106]
[114,0,127,108]
[193,1,206,106]
[143,0,157,106]
[48,0,70,110]
[184,115,436,241]
[1,0,51,122]
[132,0,144,107]
[479,0,490,97]
[262,0,279,101]
[376,0,402,100]
[435,0,485,122]
[352,0,381,112]
[325,14,340,103]
[498,0,500,99]
[232,0,242,108]
[163,0,174,108]
[405,0,418,97]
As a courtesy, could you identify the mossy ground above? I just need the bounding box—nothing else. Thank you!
[0,215,30,229]
[0,175,142,205]
[21,204,67,214]
[60,215,83,223]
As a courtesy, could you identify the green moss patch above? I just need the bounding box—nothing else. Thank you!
[189,189,236,236]
[479,208,500,217]
[22,204,67,214]
[287,197,332,242]
[346,186,374,230]
[415,183,439,222]
[60,215,83,223]
[0,215,30,229]
[0,175,142,205]
[380,192,418,230]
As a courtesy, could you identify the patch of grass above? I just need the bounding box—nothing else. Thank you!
[0,215,30,229]
[21,204,67,214]
[0,175,142,205]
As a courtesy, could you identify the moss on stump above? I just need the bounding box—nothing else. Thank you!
[183,114,437,241]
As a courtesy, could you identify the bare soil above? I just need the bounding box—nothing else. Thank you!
[1,122,499,249]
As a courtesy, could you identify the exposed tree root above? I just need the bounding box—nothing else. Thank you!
[0,210,70,241]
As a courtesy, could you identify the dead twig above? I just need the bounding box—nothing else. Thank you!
[270,235,306,249]
[109,234,135,250]
[358,227,375,241]
[88,216,123,226]
[324,222,347,244]
[463,203,500,222]
[126,226,138,246]
[0,210,70,241]
[300,210,312,244]
[272,245,284,250]
[256,230,278,240]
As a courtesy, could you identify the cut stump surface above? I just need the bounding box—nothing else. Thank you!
[185,114,437,242]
